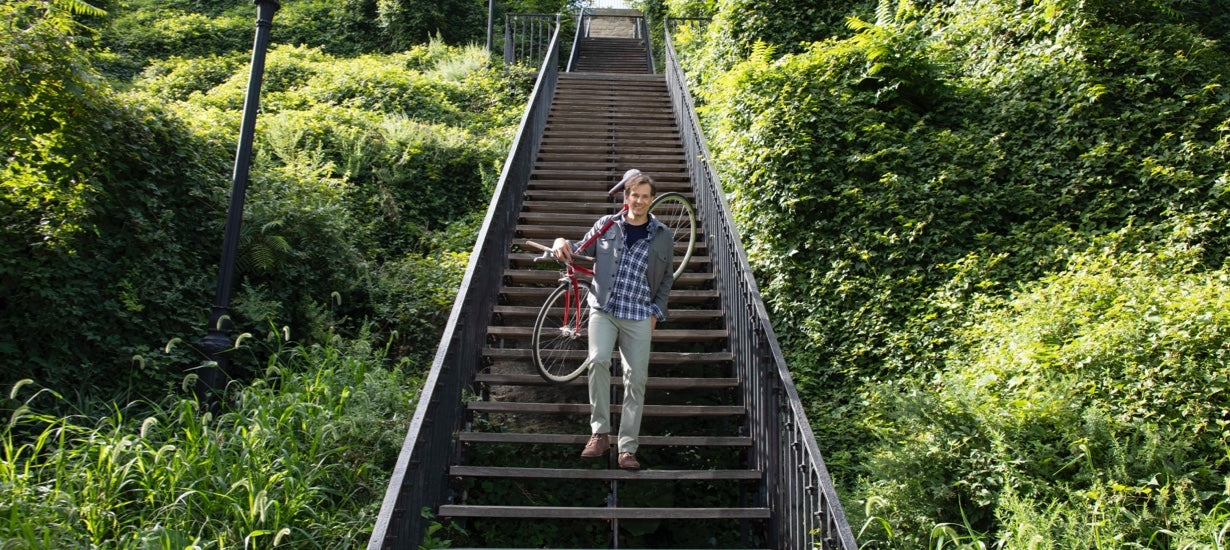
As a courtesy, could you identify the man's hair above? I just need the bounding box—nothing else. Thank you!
[623,173,656,197]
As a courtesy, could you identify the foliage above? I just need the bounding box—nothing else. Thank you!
[672,0,1230,546]
[4,3,531,398]
[2,1,228,396]
[708,0,874,58]
[0,335,420,548]
[859,243,1230,546]
[98,0,493,74]
[2,0,531,547]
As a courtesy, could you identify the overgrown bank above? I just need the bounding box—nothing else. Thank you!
[1,0,546,545]
[2,1,535,399]
[660,0,1230,546]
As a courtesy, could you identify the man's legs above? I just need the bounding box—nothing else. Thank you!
[586,309,618,437]
[614,316,652,455]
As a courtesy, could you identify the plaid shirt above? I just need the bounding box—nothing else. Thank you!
[573,216,665,322]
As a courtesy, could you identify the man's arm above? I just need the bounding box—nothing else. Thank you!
[650,237,673,324]
[552,217,605,262]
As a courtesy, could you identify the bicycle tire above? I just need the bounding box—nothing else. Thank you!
[532,282,592,384]
[649,192,697,282]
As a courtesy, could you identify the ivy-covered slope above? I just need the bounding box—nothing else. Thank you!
[2,0,533,398]
[668,0,1230,545]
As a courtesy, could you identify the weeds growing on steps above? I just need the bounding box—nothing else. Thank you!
[0,332,421,548]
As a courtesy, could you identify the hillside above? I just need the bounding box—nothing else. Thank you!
[1,0,544,546]
[660,0,1230,546]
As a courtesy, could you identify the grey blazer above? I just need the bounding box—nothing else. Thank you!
[574,214,674,321]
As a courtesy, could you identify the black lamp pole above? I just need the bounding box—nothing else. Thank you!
[486,0,495,51]
[199,0,281,399]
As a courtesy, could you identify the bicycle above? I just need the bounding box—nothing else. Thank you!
[522,181,696,384]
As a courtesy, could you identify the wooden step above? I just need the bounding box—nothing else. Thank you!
[537,144,682,154]
[548,109,674,118]
[515,212,696,226]
[523,190,692,202]
[505,253,710,269]
[482,348,734,364]
[474,374,738,389]
[492,305,720,321]
[467,402,745,416]
[498,286,718,304]
[543,128,679,138]
[458,432,750,447]
[501,268,713,288]
[518,201,673,213]
[438,505,769,520]
[486,326,728,342]
[450,465,761,481]
[532,156,685,166]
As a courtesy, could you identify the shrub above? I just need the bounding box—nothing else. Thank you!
[135,53,247,101]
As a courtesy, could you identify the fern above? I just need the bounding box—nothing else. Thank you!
[48,0,106,17]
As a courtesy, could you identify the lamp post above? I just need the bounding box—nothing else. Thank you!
[199,0,281,401]
[486,0,495,51]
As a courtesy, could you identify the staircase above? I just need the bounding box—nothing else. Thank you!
[439,59,770,545]
[571,36,651,73]
[369,12,855,550]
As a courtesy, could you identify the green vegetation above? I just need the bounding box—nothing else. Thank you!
[1,0,540,546]
[665,0,1230,546]
[3,335,416,547]
[9,0,1229,545]
[2,0,534,398]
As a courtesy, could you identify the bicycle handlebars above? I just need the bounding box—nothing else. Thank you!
[524,240,595,264]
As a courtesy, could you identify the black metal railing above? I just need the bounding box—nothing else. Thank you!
[367,21,562,550]
[664,16,709,37]
[565,8,586,71]
[637,15,655,74]
[663,19,858,550]
[504,13,560,67]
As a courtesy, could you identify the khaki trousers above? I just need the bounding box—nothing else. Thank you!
[585,309,651,453]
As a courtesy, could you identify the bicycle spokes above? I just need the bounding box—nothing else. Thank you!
[532,283,591,384]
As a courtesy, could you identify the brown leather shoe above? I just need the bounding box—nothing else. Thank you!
[580,433,609,458]
[617,452,641,470]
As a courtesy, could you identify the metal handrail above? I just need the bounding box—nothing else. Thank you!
[663,18,858,550]
[665,16,709,38]
[566,8,588,72]
[366,20,562,550]
[504,13,559,67]
[638,15,655,74]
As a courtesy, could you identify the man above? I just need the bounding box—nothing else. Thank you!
[551,169,674,470]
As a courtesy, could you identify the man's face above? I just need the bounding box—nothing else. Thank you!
[624,181,654,218]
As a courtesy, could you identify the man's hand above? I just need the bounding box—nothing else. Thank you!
[650,317,658,331]
[551,237,572,263]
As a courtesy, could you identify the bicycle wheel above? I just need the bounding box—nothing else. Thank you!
[649,192,697,282]
[532,282,592,384]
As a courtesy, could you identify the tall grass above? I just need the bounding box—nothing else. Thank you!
[0,335,420,548]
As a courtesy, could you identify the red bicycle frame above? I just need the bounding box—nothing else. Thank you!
[526,179,639,346]
[550,203,628,337]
